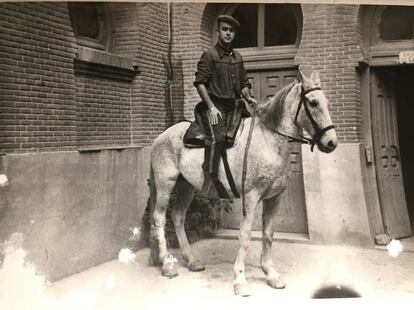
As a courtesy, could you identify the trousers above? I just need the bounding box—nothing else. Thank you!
[201,99,235,199]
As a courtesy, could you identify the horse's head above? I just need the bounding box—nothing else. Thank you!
[295,68,338,153]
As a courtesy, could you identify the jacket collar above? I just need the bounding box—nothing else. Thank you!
[215,42,235,59]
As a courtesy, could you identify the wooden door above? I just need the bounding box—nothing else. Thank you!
[371,69,411,238]
[222,69,308,234]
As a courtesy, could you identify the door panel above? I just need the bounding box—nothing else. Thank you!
[371,69,411,238]
[222,69,308,234]
[247,72,260,100]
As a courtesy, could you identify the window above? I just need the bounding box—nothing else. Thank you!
[265,4,298,47]
[232,4,258,48]
[68,2,111,51]
[379,6,414,41]
[230,4,301,49]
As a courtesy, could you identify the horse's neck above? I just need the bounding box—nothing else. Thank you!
[252,118,291,155]
[276,112,301,138]
[255,84,302,140]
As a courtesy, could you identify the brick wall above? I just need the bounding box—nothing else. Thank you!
[75,2,169,148]
[0,2,170,152]
[295,4,363,143]
[0,2,77,153]
[170,3,212,122]
[128,3,169,145]
[75,75,132,146]
[0,3,371,151]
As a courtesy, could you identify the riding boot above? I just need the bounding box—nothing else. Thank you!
[210,142,231,199]
[202,143,212,173]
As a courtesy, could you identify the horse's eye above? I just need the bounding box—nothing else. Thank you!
[309,100,318,108]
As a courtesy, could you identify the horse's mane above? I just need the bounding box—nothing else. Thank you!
[255,81,298,131]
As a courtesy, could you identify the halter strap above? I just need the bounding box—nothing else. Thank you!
[277,85,335,152]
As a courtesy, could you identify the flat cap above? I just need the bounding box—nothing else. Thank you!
[217,15,240,30]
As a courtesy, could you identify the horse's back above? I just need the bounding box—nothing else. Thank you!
[152,121,191,149]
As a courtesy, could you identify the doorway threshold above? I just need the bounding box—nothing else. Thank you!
[214,229,310,244]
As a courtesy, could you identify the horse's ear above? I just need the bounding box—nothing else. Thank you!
[298,66,306,84]
[298,66,312,87]
[310,71,321,87]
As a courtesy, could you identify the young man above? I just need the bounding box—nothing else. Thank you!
[193,15,257,198]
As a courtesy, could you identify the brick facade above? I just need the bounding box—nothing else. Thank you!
[0,2,170,153]
[295,4,363,142]
[0,2,373,153]
[0,2,77,153]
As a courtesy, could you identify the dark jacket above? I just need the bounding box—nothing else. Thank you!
[193,43,251,100]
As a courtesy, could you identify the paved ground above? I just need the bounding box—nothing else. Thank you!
[2,237,414,309]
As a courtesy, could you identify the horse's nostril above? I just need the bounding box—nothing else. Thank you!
[327,140,336,149]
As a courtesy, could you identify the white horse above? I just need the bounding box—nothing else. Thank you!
[149,69,337,296]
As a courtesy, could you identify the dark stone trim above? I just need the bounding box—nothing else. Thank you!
[78,145,143,152]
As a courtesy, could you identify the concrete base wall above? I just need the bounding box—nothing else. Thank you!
[302,143,373,246]
[0,148,151,281]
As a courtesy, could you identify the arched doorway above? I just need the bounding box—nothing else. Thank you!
[361,5,414,238]
[210,3,307,234]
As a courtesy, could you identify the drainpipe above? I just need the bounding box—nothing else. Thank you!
[165,2,174,127]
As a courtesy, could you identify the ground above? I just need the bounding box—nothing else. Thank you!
[2,237,414,309]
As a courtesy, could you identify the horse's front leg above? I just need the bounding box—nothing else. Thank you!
[233,193,260,296]
[261,195,286,289]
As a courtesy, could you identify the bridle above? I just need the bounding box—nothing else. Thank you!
[275,85,335,152]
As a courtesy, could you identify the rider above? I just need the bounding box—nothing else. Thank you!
[193,15,257,198]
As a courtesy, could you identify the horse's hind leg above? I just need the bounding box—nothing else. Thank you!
[171,175,205,272]
[261,195,286,289]
[150,166,180,278]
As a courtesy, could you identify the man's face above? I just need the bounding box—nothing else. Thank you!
[217,21,236,45]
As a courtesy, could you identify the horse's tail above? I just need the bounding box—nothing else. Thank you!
[148,160,161,266]
[149,161,156,213]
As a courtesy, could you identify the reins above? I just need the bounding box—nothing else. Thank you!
[241,104,256,217]
[240,84,335,217]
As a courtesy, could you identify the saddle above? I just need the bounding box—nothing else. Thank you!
[183,99,251,200]
[183,98,250,148]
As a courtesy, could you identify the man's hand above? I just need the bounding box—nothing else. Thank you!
[207,106,222,125]
[247,97,257,106]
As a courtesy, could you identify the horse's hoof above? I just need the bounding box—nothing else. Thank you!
[234,283,252,297]
[266,276,286,289]
[188,261,205,272]
[161,255,178,279]
[162,264,178,279]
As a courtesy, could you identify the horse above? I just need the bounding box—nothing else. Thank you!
[148,68,338,296]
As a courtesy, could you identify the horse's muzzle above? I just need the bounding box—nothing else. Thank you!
[317,138,337,153]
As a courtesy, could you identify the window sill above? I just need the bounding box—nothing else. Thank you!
[76,47,138,71]
[74,47,139,81]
